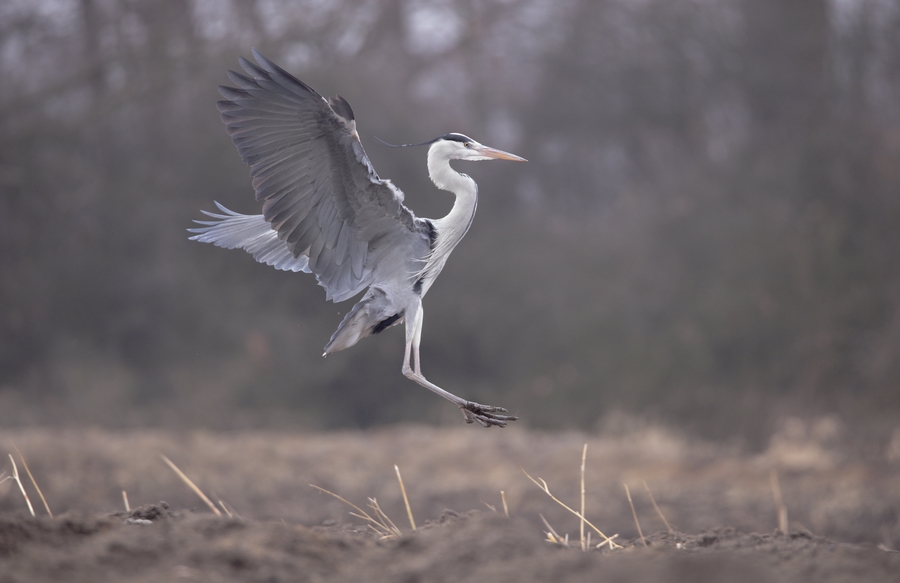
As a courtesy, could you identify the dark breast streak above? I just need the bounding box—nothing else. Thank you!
[372,312,403,334]
[413,219,438,295]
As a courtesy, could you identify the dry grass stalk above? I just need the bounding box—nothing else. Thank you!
[540,513,569,547]
[394,465,416,531]
[580,443,587,551]
[624,483,647,547]
[122,490,131,512]
[217,500,234,518]
[520,465,620,549]
[769,468,788,533]
[13,447,52,518]
[642,480,673,533]
[209,490,239,519]
[310,484,402,538]
[369,497,401,535]
[160,454,222,517]
[7,454,35,517]
[598,533,620,550]
[482,492,510,516]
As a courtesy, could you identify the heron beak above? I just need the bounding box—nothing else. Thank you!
[477,145,528,162]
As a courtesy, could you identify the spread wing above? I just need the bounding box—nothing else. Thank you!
[194,49,430,302]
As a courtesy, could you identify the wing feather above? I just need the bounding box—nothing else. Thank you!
[187,203,311,273]
[195,50,432,302]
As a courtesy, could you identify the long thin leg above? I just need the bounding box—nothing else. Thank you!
[400,300,517,428]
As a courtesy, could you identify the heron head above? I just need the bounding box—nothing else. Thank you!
[431,133,527,163]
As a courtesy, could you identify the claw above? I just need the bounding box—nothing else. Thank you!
[459,401,518,428]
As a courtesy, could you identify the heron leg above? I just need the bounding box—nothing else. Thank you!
[400,300,517,428]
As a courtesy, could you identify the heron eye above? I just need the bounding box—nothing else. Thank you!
[464,142,472,148]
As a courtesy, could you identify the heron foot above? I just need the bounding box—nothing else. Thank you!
[459,401,518,428]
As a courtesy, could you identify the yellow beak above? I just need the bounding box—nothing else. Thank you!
[477,145,528,162]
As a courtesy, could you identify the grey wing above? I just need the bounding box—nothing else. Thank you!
[194,49,429,302]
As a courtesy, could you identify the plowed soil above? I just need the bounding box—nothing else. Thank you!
[1,423,899,582]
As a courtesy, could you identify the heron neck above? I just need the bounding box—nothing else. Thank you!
[428,151,475,197]
[423,154,478,287]
[428,155,478,239]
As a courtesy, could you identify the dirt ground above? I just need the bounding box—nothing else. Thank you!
[1,421,899,582]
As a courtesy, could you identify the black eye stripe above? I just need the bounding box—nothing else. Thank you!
[439,133,472,144]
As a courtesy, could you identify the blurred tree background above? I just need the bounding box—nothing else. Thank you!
[1,0,898,445]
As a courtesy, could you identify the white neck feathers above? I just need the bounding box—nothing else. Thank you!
[417,145,479,293]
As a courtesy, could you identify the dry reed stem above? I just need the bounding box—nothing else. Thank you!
[209,490,238,519]
[580,443,587,551]
[520,465,620,549]
[7,454,34,517]
[160,454,222,517]
[122,490,130,512]
[769,468,788,532]
[624,484,647,547]
[484,491,510,517]
[597,533,620,550]
[642,480,673,533]
[394,465,416,531]
[310,484,401,538]
[217,500,233,518]
[14,447,52,518]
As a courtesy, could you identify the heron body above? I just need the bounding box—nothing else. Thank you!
[190,50,525,427]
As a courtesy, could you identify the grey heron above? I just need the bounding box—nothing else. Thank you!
[190,50,525,427]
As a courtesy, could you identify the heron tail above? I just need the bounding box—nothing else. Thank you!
[323,288,404,355]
